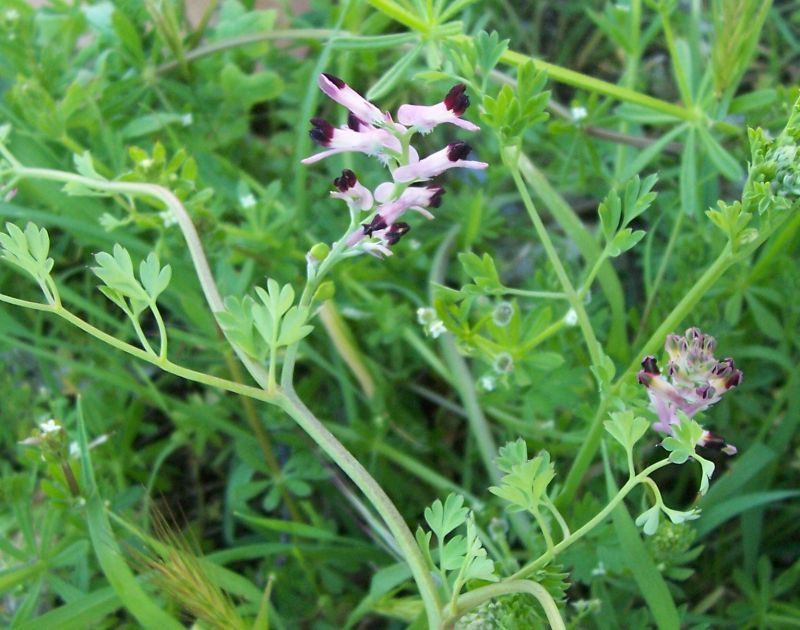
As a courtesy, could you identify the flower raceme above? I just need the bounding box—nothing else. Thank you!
[302,74,487,257]
[638,327,741,455]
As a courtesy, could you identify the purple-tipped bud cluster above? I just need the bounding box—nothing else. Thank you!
[638,327,741,455]
[302,74,487,258]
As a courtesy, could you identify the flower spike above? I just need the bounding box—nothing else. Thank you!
[638,328,741,455]
[397,84,480,134]
[318,73,385,126]
[392,142,488,183]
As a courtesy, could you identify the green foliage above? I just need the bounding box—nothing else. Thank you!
[0,222,54,299]
[604,410,649,455]
[482,61,550,144]
[0,1,798,628]
[219,279,313,363]
[597,174,657,257]
[93,246,170,316]
[490,441,555,514]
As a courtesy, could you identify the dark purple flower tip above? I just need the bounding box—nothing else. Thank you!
[641,355,660,375]
[685,327,702,342]
[637,370,653,387]
[334,169,357,192]
[725,369,743,389]
[711,358,736,378]
[447,141,472,162]
[427,185,446,208]
[444,84,470,115]
[699,430,737,456]
[384,222,410,246]
[309,118,335,146]
[322,72,345,89]
[696,384,716,400]
[362,214,388,237]
[347,112,364,131]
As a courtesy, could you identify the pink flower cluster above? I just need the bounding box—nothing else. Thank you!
[302,74,487,257]
[638,328,741,455]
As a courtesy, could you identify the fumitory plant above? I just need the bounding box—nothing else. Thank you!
[1,3,799,629]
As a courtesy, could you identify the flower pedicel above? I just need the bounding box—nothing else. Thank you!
[303,74,487,257]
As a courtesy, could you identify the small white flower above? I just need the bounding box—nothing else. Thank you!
[591,561,607,576]
[479,374,496,392]
[417,307,436,325]
[564,308,578,326]
[139,158,153,169]
[39,419,61,434]
[571,106,588,121]
[428,319,446,339]
[158,209,178,228]
[240,193,256,209]
[181,113,193,127]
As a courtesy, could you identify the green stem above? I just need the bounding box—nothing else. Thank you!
[151,303,169,360]
[634,209,685,345]
[531,508,554,554]
[503,148,605,376]
[516,459,672,581]
[0,296,280,403]
[156,29,343,73]
[444,579,565,630]
[129,314,156,356]
[492,44,695,122]
[6,162,443,626]
[502,287,566,300]
[275,388,442,626]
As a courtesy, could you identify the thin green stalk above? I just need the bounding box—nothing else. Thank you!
[502,287,566,300]
[156,29,342,73]
[6,161,443,626]
[493,46,695,122]
[635,210,685,345]
[151,303,168,360]
[275,388,442,627]
[516,459,672,581]
[444,579,565,630]
[503,148,604,376]
[0,295,279,403]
